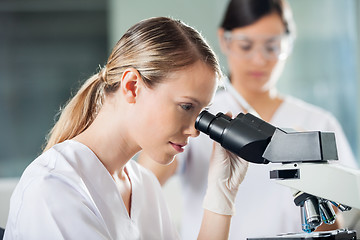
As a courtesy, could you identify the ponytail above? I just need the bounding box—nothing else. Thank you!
[43,71,106,152]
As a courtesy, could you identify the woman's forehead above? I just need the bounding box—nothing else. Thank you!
[157,62,217,102]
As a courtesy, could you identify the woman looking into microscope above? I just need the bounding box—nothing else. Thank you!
[4,17,249,240]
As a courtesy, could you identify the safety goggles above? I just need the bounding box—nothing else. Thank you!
[223,31,292,61]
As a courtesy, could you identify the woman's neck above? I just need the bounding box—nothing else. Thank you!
[73,110,139,176]
[73,100,135,217]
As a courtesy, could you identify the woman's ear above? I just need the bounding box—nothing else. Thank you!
[120,68,142,103]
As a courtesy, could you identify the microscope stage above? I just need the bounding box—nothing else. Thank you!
[247,229,357,240]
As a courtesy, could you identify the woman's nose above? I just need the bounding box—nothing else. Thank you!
[251,49,267,66]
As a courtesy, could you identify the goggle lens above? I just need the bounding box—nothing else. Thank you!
[223,31,291,60]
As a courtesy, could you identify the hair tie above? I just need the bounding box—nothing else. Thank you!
[99,66,108,84]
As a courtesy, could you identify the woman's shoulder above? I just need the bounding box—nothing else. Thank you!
[26,140,95,176]
[21,141,74,178]
[15,140,99,201]
[273,95,340,130]
[282,96,335,119]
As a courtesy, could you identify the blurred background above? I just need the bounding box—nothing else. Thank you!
[0,0,359,229]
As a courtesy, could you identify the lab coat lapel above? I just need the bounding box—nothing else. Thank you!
[69,140,133,239]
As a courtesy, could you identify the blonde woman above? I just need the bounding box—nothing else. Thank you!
[4,17,248,240]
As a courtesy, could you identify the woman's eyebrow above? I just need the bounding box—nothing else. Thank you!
[182,96,214,109]
[182,96,200,104]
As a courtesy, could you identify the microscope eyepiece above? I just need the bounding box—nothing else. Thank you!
[195,111,231,143]
[195,110,276,164]
[195,111,213,134]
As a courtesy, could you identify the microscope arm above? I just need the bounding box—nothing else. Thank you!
[270,162,360,210]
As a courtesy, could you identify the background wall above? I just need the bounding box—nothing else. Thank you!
[0,0,108,177]
[278,0,359,158]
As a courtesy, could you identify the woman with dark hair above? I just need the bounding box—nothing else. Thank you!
[138,0,357,239]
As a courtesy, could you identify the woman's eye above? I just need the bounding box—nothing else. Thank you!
[237,42,252,52]
[180,104,193,111]
[265,39,281,53]
[266,44,278,53]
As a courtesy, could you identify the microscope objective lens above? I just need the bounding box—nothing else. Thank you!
[319,200,336,225]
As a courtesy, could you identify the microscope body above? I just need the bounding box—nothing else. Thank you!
[270,162,360,234]
[195,110,360,239]
[270,162,360,211]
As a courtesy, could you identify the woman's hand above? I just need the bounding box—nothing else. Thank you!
[203,141,249,215]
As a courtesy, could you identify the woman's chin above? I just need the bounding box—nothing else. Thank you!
[159,155,175,165]
[156,154,176,166]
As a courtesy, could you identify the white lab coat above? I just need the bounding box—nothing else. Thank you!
[4,140,179,240]
[177,89,358,240]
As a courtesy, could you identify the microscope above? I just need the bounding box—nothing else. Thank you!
[195,110,360,240]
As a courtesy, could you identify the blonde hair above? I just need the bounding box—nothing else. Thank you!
[43,17,221,152]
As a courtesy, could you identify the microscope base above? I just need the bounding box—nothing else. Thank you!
[247,229,357,240]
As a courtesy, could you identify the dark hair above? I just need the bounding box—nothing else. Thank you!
[220,0,294,36]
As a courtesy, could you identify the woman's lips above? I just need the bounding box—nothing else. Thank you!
[170,142,186,153]
[248,71,266,78]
